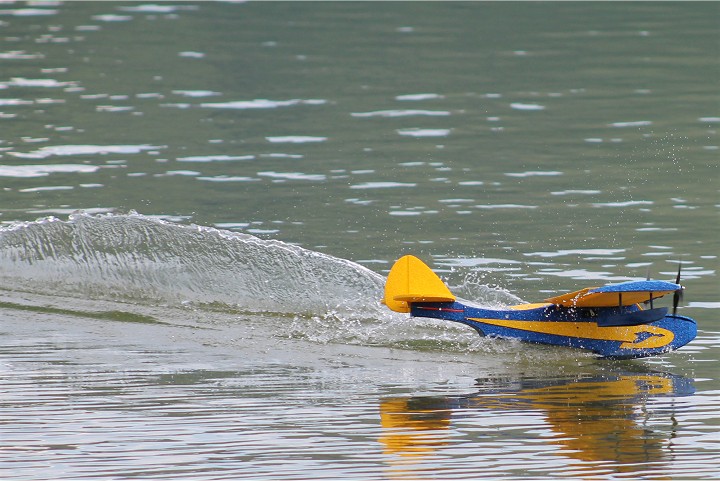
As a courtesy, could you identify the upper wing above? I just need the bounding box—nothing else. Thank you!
[544,280,681,308]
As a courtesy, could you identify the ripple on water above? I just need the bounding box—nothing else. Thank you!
[176,155,255,162]
[0,77,76,88]
[257,171,327,181]
[510,102,546,111]
[265,136,328,143]
[199,99,327,109]
[351,109,450,118]
[396,128,451,137]
[91,14,133,22]
[0,7,58,16]
[0,164,101,178]
[0,51,44,59]
[592,200,654,208]
[504,171,563,178]
[395,93,445,101]
[7,144,163,159]
[196,175,259,182]
[350,182,418,189]
[474,204,538,210]
[172,90,221,97]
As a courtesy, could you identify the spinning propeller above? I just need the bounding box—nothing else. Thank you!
[673,263,685,315]
[643,263,685,314]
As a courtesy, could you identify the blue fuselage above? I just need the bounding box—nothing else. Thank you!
[410,301,697,359]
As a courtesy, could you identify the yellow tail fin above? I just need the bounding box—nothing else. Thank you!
[383,255,456,313]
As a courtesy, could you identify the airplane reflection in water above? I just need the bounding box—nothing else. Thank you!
[379,370,694,473]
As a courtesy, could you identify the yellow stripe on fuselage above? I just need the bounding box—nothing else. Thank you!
[467,317,674,350]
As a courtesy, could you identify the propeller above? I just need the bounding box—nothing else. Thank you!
[672,263,684,315]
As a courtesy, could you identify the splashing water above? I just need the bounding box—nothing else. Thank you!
[452,270,526,308]
[0,212,547,356]
[0,212,386,316]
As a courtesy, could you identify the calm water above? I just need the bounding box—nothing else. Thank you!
[1,2,719,479]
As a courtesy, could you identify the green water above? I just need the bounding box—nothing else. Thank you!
[1,2,718,479]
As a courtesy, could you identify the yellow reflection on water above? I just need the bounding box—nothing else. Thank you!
[380,371,692,477]
[379,397,452,458]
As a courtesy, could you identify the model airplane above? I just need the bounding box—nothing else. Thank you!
[383,255,697,359]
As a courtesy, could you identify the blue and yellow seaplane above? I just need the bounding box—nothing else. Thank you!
[383,255,697,359]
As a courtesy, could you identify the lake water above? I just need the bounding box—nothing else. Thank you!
[1,2,718,479]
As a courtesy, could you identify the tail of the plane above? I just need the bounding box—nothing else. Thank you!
[383,255,456,313]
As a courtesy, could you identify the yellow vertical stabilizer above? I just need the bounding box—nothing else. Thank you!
[383,255,456,313]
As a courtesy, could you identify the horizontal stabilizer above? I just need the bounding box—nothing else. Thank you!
[545,280,682,308]
[383,255,455,313]
[393,294,456,304]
